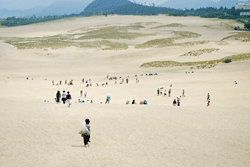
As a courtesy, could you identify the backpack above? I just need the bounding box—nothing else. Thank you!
[79,124,89,134]
[66,94,71,99]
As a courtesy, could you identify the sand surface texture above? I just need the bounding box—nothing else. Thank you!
[0,15,250,167]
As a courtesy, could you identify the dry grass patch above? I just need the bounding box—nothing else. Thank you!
[140,53,250,69]
[222,32,250,42]
[180,48,219,56]
[77,40,128,50]
[201,22,235,30]
[151,23,186,29]
[135,30,203,48]
[215,40,229,45]
[2,36,128,50]
[133,22,159,25]
[75,25,154,40]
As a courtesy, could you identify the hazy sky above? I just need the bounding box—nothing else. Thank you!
[0,0,248,10]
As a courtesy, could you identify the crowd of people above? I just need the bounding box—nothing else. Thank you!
[52,73,213,109]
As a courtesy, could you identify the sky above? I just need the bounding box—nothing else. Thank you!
[0,0,248,10]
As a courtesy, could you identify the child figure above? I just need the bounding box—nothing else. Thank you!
[81,119,91,147]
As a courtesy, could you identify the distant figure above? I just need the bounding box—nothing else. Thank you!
[160,89,162,95]
[82,78,84,83]
[164,90,167,96]
[60,80,62,85]
[182,89,185,97]
[136,77,139,83]
[56,90,61,104]
[235,81,238,84]
[207,93,210,106]
[52,80,54,85]
[207,93,210,101]
[168,89,171,97]
[66,91,72,108]
[78,99,85,103]
[177,96,181,106]
[84,91,87,98]
[207,99,210,106]
[126,78,129,84]
[105,94,111,104]
[157,88,160,96]
[65,80,67,84]
[173,99,176,106]
[132,99,136,104]
[144,99,147,105]
[80,90,83,97]
[80,118,91,147]
[62,90,66,104]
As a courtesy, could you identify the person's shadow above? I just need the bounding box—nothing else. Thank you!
[71,145,84,147]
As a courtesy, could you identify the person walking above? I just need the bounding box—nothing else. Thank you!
[164,90,167,96]
[168,89,171,97]
[173,99,177,106]
[80,90,83,97]
[207,93,210,106]
[66,91,72,108]
[56,90,61,104]
[182,89,185,97]
[157,88,160,96]
[177,96,181,106]
[80,119,91,147]
[62,90,66,104]
[84,91,87,98]
[105,94,111,104]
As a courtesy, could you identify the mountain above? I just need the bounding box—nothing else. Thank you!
[160,0,250,9]
[38,0,93,16]
[0,7,44,19]
[82,0,131,13]
[81,0,178,15]
[0,0,92,19]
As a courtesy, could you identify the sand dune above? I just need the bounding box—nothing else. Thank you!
[0,15,250,167]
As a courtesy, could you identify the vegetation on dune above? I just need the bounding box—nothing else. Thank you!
[214,40,228,45]
[150,23,186,29]
[140,53,250,69]
[2,35,128,50]
[222,32,250,42]
[75,25,154,40]
[135,30,203,48]
[180,48,220,56]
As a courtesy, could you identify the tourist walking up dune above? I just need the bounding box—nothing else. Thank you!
[105,94,111,104]
[66,91,72,108]
[207,93,210,106]
[56,90,61,104]
[173,99,177,106]
[62,90,66,104]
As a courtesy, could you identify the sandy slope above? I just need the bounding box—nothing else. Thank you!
[0,15,250,167]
